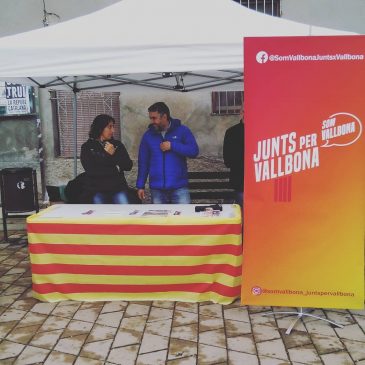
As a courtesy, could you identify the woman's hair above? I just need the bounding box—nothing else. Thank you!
[89,114,115,139]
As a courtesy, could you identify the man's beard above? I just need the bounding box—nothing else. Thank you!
[154,124,164,132]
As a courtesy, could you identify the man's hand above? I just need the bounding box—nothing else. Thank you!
[104,142,116,155]
[137,189,145,200]
[160,141,171,152]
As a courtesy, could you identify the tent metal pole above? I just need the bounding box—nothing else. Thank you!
[72,90,78,178]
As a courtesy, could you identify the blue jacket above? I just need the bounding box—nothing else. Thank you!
[137,118,199,190]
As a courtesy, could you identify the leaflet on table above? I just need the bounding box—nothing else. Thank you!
[137,209,221,217]
[141,210,173,217]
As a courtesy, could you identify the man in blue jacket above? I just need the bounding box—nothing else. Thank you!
[137,102,199,203]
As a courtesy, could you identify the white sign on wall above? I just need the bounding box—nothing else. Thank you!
[0,82,35,115]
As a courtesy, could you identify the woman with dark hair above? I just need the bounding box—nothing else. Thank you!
[80,114,133,204]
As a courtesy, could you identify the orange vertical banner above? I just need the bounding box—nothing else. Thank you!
[242,36,365,309]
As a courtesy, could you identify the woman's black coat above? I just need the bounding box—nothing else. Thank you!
[80,138,133,197]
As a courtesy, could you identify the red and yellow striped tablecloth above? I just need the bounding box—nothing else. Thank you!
[27,204,242,304]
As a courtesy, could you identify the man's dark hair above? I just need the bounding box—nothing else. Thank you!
[148,102,170,119]
[89,114,115,139]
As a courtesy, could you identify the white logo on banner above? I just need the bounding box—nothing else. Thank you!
[16,181,25,190]
[252,286,262,295]
[256,51,269,64]
[321,112,363,148]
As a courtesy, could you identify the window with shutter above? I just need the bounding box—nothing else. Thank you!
[50,90,121,157]
[211,91,243,115]
[233,0,281,17]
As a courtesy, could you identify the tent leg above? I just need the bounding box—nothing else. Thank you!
[73,90,78,178]
[2,213,8,242]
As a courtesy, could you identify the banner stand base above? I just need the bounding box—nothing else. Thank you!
[262,307,344,335]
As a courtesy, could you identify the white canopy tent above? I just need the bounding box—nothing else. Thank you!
[0,0,355,176]
[0,0,355,92]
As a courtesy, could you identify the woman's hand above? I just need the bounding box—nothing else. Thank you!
[104,141,116,155]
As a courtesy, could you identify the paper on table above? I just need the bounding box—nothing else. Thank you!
[141,210,172,217]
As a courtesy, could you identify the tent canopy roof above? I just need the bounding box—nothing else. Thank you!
[0,0,355,91]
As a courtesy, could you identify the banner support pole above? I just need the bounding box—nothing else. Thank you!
[262,307,343,335]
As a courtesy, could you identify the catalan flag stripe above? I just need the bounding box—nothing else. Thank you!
[31,263,242,277]
[31,273,242,287]
[32,282,241,297]
[27,233,241,246]
[29,243,242,256]
[29,253,242,267]
[32,291,238,305]
[27,223,242,235]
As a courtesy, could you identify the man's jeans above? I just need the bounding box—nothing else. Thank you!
[93,191,129,204]
[151,187,191,204]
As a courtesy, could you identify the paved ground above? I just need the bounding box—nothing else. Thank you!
[1,231,365,365]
